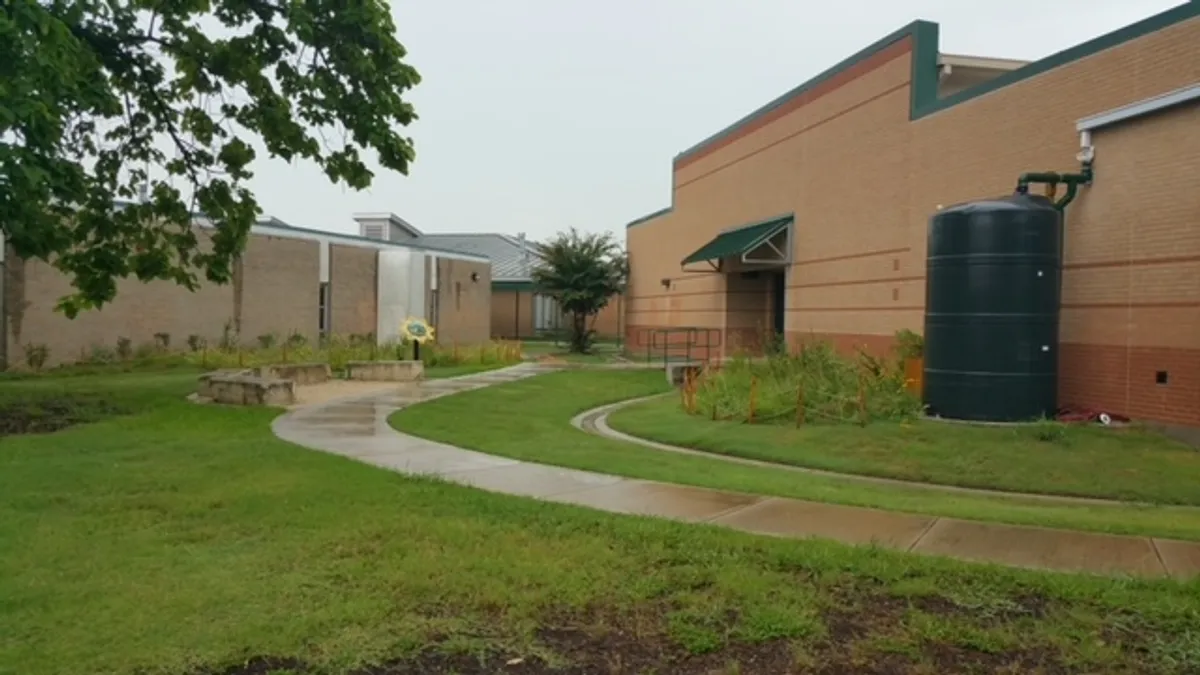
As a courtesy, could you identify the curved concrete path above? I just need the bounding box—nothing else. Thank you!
[272,364,1200,580]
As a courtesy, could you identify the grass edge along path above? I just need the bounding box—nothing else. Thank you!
[609,394,1200,506]
[4,370,1200,674]
[389,369,1200,542]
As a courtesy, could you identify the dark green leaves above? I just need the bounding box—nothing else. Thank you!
[0,0,420,316]
[532,229,627,353]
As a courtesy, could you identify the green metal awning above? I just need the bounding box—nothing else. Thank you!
[680,214,794,266]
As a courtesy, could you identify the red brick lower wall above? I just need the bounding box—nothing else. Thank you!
[626,324,1200,427]
[624,324,724,362]
[786,331,896,358]
[1060,343,1199,426]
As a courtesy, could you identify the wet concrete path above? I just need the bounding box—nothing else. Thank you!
[272,364,1200,580]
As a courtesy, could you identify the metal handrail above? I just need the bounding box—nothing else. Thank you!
[637,327,721,367]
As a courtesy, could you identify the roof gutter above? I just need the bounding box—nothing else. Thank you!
[1076,83,1200,132]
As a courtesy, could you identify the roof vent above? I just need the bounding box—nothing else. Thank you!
[353,212,421,241]
[361,223,387,241]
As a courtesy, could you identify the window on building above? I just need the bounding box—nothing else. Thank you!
[455,281,462,311]
[318,282,331,337]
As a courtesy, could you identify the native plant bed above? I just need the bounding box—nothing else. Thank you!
[3,373,1200,675]
[627,343,1200,505]
[0,372,197,436]
[0,395,128,436]
[12,330,522,379]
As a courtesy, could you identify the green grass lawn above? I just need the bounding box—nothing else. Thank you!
[391,370,1200,542]
[4,371,1200,674]
[519,339,637,364]
[423,362,514,379]
[609,396,1200,505]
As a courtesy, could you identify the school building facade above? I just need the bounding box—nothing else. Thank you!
[1,213,493,368]
[624,4,1200,425]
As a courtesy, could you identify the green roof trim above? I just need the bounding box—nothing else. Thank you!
[674,21,921,165]
[493,280,536,292]
[625,206,673,230]
[673,4,1200,163]
[912,2,1200,119]
[632,4,1199,235]
[681,214,793,265]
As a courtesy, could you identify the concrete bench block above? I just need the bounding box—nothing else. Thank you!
[197,369,250,398]
[256,362,331,385]
[346,360,424,382]
[200,373,296,406]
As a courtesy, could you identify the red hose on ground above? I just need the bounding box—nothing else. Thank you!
[1055,407,1130,425]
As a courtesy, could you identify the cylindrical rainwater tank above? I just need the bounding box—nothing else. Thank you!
[923,194,1062,422]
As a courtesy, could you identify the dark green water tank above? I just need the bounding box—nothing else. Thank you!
[923,194,1062,422]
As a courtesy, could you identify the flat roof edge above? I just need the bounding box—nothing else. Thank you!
[673,20,930,165]
[625,206,673,230]
[245,220,491,262]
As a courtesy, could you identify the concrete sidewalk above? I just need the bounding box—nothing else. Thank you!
[271,364,1200,580]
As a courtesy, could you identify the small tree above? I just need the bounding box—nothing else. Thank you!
[532,228,626,353]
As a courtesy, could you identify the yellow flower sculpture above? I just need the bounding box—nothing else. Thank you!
[401,317,435,344]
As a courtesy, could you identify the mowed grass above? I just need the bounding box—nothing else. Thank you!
[610,396,1200,505]
[3,371,1200,675]
[519,339,630,364]
[391,370,1200,541]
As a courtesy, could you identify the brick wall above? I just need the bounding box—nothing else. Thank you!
[4,229,321,367]
[433,258,491,345]
[329,244,378,337]
[5,249,232,367]
[491,290,623,341]
[1051,106,1200,423]
[491,290,535,339]
[238,234,321,345]
[592,296,624,339]
[625,13,1200,424]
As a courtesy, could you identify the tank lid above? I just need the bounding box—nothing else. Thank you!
[938,193,1057,215]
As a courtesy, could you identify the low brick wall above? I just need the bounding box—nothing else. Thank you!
[345,360,424,382]
[256,362,331,386]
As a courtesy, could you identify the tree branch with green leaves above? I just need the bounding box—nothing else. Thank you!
[0,0,420,316]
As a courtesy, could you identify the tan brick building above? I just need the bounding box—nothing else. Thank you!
[407,232,624,341]
[1,213,492,368]
[625,4,1200,425]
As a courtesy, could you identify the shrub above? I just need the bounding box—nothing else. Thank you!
[86,344,118,364]
[256,333,277,350]
[186,335,206,352]
[153,332,171,350]
[419,341,521,367]
[218,319,238,352]
[133,342,158,360]
[1026,418,1070,444]
[691,341,922,425]
[168,332,521,372]
[23,343,49,371]
[115,337,133,360]
[894,329,924,361]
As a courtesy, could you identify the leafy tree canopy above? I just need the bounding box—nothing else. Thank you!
[1,0,419,316]
[532,228,626,353]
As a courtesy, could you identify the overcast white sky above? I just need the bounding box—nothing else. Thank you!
[246,0,1185,242]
